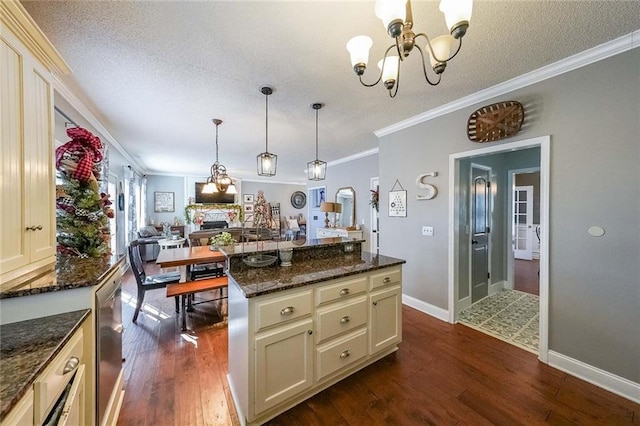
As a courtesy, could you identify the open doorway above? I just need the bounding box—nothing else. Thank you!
[307,186,326,239]
[448,136,550,362]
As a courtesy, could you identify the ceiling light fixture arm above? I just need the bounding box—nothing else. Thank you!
[357,44,397,87]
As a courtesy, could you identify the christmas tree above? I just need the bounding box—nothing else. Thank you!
[55,127,113,257]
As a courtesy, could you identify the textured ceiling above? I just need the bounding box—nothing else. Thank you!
[22,1,640,183]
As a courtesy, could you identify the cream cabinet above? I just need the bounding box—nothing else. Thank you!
[316,228,364,240]
[228,266,402,425]
[0,2,70,292]
[0,390,33,426]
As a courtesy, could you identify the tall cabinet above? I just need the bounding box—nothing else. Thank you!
[0,1,71,291]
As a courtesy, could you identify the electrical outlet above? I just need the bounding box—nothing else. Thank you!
[422,226,434,237]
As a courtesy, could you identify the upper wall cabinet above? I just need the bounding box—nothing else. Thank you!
[0,2,71,291]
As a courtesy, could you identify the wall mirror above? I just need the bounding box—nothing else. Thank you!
[335,187,355,229]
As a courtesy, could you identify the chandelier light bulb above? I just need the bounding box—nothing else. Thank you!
[378,56,399,88]
[375,0,407,37]
[439,0,473,38]
[346,35,373,73]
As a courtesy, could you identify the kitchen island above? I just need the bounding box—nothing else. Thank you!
[223,238,405,425]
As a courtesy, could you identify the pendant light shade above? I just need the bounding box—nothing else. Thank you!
[307,103,327,181]
[257,86,278,177]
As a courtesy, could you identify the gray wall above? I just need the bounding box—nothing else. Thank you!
[241,181,307,224]
[379,49,639,382]
[146,175,186,226]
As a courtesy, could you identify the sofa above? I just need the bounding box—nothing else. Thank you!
[136,225,179,261]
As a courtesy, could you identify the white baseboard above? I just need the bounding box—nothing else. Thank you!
[489,280,506,295]
[402,294,449,322]
[548,351,640,404]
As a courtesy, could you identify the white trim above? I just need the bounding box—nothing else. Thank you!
[548,351,640,404]
[239,178,306,186]
[52,75,145,172]
[489,280,505,296]
[376,31,640,138]
[402,294,449,322]
[448,136,550,362]
[327,147,379,168]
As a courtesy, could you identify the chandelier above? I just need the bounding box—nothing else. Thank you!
[203,118,236,194]
[307,103,327,181]
[346,0,473,97]
[257,86,278,177]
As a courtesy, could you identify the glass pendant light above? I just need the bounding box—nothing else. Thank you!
[307,103,327,181]
[257,86,278,177]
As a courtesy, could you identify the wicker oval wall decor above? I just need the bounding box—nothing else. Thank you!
[467,101,524,142]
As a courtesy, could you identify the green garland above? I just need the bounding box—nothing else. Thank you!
[184,204,243,224]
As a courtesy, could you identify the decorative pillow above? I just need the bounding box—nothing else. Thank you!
[287,219,300,231]
[138,225,159,237]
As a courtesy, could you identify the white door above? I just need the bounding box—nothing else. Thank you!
[513,185,533,260]
[307,186,326,239]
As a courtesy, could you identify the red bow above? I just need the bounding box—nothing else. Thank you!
[55,127,103,181]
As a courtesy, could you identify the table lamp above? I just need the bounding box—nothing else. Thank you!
[319,202,335,228]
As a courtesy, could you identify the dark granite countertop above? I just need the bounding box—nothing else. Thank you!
[229,251,405,298]
[0,309,90,422]
[0,254,125,299]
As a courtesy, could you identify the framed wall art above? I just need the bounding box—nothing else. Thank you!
[244,204,254,213]
[154,191,175,213]
[388,180,407,217]
[243,194,254,203]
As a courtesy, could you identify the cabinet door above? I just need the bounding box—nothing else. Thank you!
[369,286,402,354]
[0,389,33,426]
[58,364,85,426]
[255,319,313,414]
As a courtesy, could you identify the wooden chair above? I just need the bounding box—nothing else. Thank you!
[186,231,226,280]
[128,240,181,323]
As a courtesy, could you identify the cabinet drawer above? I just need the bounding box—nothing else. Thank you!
[255,289,313,331]
[370,268,401,290]
[315,276,367,305]
[316,296,367,343]
[316,328,367,381]
[33,329,84,424]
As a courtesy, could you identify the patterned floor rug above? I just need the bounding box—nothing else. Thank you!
[458,289,539,354]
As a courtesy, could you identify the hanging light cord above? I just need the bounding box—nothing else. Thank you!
[315,107,319,160]
[264,92,269,152]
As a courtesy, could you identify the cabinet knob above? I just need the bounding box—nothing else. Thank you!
[308,330,313,335]
[63,356,79,374]
[339,288,350,296]
[339,315,351,324]
[373,301,378,306]
[383,277,391,283]
[36,225,43,230]
[339,350,351,359]
[280,306,295,316]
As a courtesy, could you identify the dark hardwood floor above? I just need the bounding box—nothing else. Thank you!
[117,263,638,425]
[514,258,540,296]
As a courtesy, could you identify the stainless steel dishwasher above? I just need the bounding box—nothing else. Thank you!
[95,270,123,425]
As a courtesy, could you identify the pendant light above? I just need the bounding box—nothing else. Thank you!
[307,103,327,181]
[257,86,278,176]
[203,118,236,194]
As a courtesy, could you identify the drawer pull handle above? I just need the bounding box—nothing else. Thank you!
[36,225,43,230]
[340,350,351,359]
[339,288,350,296]
[63,356,79,374]
[383,277,391,283]
[340,315,351,324]
[280,306,295,315]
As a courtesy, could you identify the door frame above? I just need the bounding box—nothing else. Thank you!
[448,135,550,363]
[370,177,379,252]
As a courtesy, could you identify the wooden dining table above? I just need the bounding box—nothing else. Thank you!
[156,246,227,331]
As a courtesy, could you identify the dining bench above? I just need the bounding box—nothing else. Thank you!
[166,276,228,332]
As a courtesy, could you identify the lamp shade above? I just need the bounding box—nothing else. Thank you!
[378,56,399,84]
[320,202,335,213]
[346,35,373,67]
[428,34,454,67]
[375,0,407,29]
[334,203,343,214]
[439,0,473,33]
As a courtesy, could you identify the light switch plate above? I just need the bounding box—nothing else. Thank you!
[422,226,434,236]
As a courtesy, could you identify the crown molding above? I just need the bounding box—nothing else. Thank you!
[52,74,145,173]
[327,147,379,168]
[0,0,71,75]
[375,30,640,138]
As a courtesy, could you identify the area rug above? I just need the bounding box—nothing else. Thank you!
[458,289,539,354]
